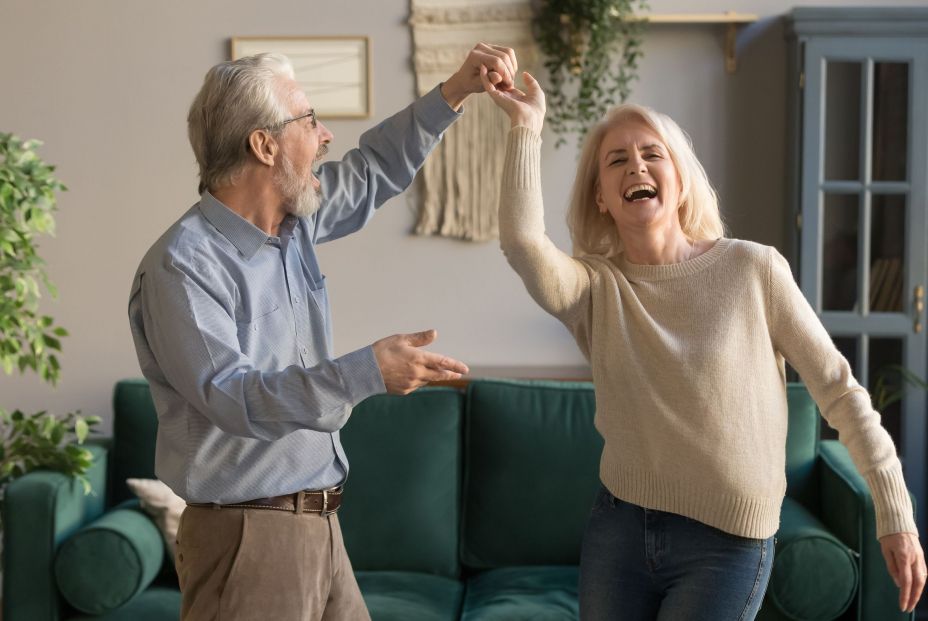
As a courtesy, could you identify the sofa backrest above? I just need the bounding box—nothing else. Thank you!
[110,378,821,574]
[785,383,821,508]
[339,387,463,578]
[461,379,602,570]
[111,379,160,505]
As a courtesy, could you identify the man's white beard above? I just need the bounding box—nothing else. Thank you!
[278,155,321,218]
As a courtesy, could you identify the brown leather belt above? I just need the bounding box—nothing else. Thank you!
[188,486,343,515]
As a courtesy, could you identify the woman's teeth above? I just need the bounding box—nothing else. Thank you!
[623,184,658,201]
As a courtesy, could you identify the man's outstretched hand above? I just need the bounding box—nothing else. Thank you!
[373,329,469,395]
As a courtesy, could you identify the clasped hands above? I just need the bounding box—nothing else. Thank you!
[440,42,546,133]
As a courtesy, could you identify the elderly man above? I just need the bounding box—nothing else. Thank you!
[128,43,518,620]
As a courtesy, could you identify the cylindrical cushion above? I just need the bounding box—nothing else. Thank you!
[769,498,859,620]
[54,507,164,614]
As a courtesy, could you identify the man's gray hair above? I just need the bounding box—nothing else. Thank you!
[187,53,295,194]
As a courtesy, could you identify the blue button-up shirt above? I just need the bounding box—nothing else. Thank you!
[128,86,460,503]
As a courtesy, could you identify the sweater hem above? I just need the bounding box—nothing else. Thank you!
[600,459,782,539]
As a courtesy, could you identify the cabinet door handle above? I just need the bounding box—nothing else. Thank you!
[916,285,925,334]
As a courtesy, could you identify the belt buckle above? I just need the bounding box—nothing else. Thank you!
[320,488,336,517]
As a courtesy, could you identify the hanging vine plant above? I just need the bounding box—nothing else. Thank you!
[532,0,649,147]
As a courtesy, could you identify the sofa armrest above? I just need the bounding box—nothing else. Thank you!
[818,440,912,621]
[2,443,109,621]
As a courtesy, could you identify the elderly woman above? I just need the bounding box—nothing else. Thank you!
[481,66,926,619]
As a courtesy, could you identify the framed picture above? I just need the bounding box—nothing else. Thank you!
[230,36,371,119]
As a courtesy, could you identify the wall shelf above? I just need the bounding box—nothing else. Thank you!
[612,11,759,73]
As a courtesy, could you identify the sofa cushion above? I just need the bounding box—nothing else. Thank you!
[70,587,182,621]
[462,380,601,569]
[461,566,579,620]
[356,570,463,621]
[768,497,858,620]
[340,387,463,577]
[54,507,164,614]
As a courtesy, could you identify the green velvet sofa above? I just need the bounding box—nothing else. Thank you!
[2,378,912,620]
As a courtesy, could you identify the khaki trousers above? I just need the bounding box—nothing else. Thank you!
[176,505,370,621]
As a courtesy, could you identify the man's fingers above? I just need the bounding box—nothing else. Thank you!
[470,45,513,87]
[476,42,516,83]
[484,43,518,77]
[406,329,437,347]
[422,351,469,375]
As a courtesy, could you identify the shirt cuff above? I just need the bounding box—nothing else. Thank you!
[414,84,464,136]
[337,345,387,405]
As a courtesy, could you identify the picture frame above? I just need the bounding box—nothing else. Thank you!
[230,36,371,119]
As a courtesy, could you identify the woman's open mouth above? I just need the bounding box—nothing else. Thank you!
[623,183,658,202]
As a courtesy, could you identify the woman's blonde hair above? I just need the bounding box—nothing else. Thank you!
[567,104,725,257]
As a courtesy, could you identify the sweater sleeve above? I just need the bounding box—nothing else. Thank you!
[498,126,591,325]
[767,247,916,538]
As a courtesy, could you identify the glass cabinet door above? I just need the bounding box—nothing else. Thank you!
[799,37,928,523]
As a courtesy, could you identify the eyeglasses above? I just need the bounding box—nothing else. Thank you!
[268,109,317,132]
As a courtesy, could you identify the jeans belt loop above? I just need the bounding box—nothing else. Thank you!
[295,490,305,514]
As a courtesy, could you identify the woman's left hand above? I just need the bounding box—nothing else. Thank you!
[879,532,926,612]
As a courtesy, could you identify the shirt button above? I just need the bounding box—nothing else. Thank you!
[301,347,308,354]
[293,297,300,304]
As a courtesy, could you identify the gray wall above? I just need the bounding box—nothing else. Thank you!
[1,0,923,428]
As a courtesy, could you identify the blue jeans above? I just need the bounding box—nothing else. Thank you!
[579,486,774,621]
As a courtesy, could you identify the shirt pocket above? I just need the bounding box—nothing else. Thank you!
[235,304,282,358]
[307,276,327,313]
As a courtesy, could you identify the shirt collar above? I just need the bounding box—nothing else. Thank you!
[198,191,272,260]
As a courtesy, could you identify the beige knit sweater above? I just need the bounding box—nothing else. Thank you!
[499,127,916,539]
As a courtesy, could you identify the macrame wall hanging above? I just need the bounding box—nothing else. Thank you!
[410,0,538,241]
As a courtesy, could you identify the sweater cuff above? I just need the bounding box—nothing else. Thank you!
[501,126,542,191]
[865,467,918,538]
[337,345,387,405]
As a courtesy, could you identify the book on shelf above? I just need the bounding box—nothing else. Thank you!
[869,257,903,312]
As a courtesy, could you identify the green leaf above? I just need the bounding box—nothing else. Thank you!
[74,418,89,443]
[40,414,56,438]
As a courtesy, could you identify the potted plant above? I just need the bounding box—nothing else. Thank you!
[872,364,928,413]
[0,133,99,551]
[532,0,650,147]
